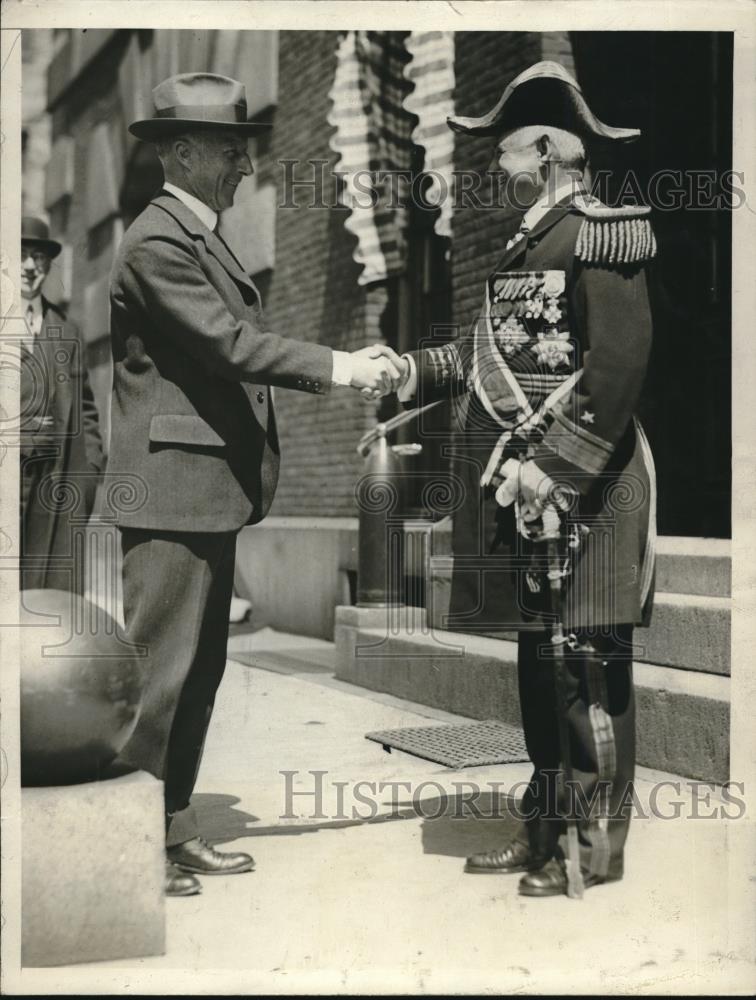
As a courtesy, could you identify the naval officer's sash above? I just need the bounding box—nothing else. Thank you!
[472,269,583,488]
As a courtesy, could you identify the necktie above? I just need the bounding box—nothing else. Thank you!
[24,303,37,349]
[505,220,530,252]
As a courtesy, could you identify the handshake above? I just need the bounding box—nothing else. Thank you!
[348,345,411,401]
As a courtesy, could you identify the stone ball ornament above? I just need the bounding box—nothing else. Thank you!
[19,590,145,786]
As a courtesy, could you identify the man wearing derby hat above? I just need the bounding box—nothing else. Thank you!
[109,72,405,897]
[19,216,104,593]
[392,61,657,898]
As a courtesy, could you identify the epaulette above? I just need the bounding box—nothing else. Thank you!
[574,199,657,266]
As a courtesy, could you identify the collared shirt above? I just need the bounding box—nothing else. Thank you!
[161,182,352,386]
[163,181,218,232]
[522,177,585,232]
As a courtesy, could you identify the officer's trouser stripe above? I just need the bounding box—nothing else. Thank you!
[584,655,615,880]
[635,418,657,611]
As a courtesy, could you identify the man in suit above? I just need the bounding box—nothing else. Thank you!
[19,217,104,593]
[109,73,405,897]
[390,62,657,898]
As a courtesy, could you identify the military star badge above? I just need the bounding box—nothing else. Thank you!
[531,328,573,370]
[581,411,595,424]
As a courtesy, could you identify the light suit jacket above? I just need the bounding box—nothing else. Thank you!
[108,191,334,532]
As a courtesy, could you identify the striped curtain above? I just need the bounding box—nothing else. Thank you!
[328,30,456,285]
[404,31,456,240]
[327,31,416,286]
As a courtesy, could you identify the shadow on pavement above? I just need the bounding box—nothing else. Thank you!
[419,795,522,858]
[192,790,523,859]
[193,793,261,842]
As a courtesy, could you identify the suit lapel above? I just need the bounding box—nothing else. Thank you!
[152,193,259,296]
[40,305,72,426]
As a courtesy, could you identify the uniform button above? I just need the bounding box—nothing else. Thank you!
[256,391,265,403]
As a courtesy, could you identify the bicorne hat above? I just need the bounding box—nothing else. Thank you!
[129,72,268,141]
[21,216,62,259]
[447,61,640,142]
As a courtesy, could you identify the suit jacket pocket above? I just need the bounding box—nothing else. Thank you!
[149,414,226,448]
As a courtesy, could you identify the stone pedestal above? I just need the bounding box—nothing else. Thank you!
[22,770,166,967]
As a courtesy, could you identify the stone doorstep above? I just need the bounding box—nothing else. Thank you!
[334,614,730,784]
[654,536,731,598]
[428,560,731,676]
[636,592,730,675]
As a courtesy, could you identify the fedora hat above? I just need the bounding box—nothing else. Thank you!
[129,72,268,141]
[21,216,62,259]
[447,61,640,142]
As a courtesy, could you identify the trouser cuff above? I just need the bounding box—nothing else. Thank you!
[166,803,199,847]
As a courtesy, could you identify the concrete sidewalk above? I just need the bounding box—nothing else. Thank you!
[43,628,754,994]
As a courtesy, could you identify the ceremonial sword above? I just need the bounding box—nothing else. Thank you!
[531,506,586,900]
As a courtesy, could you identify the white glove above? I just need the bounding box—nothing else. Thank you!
[493,458,522,508]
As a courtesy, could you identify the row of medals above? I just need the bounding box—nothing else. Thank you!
[491,271,572,371]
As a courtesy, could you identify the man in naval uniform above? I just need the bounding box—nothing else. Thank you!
[393,62,657,897]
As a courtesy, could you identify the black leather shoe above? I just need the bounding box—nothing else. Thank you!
[167,837,255,875]
[518,858,609,897]
[465,840,550,874]
[165,863,201,897]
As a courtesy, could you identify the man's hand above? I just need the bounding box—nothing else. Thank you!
[361,354,411,401]
[494,459,573,513]
[517,460,551,509]
[518,460,573,512]
[350,345,408,397]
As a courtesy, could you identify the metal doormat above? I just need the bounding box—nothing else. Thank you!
[365,719,529,769]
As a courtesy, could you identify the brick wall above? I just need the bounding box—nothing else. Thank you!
[450,32,551,331]
[260,30,385,518]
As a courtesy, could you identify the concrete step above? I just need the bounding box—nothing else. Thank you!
[654,536,731,598]
[334,606,729,784]
[427,558,731,676]
[637,593,730,675]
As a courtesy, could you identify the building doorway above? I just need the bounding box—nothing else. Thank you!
[572,31,733,538]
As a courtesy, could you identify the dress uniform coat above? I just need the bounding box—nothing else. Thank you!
[407,192,657,881]
[109,191,334,844]
[20,298,104,592]
[420,196,656,634]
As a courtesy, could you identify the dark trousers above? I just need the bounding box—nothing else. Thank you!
[117,528,237,846]
[516,625,636,881]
